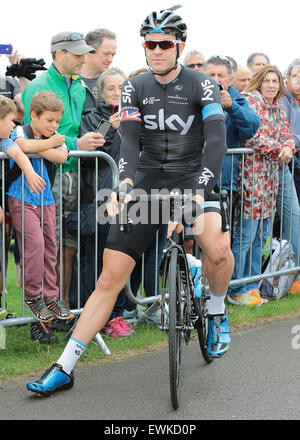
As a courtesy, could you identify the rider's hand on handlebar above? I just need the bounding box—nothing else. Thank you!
[167,194,204,239]
[106,179,134,217]
[167,221,183,239]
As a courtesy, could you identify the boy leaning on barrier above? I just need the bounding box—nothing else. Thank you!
[0,95,46,311]
[2,91,74,343]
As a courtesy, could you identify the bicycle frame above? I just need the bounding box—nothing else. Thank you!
[118,191,218,409]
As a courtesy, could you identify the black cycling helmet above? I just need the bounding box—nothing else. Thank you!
[140,5,187,76]
[140,5,187,42]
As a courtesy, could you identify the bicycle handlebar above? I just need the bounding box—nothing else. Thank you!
[118,190,230,233]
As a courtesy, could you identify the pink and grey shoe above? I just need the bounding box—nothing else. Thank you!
[101,316,135,338]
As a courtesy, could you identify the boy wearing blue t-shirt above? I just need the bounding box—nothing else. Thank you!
[5,91,74,326]
[0,95,46,311]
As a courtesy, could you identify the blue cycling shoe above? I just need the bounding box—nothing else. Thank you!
[27,363,73,395]
[207,313,230,358]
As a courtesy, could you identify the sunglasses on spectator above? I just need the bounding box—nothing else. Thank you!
[186,63,203,69]
[54,32,84,44]
[143,40,181,50]
[206,55,231,66]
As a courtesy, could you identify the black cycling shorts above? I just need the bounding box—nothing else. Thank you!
[105,171,221,263]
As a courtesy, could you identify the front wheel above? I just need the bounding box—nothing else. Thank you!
[195,297,214,364]
[168,247,184,410]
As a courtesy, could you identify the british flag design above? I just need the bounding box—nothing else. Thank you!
[120,109,142,123]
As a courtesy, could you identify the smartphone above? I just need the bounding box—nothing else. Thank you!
[218,82,223,91]
[96,120,112,137]
[0,44,13,55]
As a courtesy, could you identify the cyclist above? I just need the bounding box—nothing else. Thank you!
[27,6,234,395]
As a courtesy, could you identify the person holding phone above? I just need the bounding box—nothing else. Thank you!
[73,68,134,338]
[0,47,29,113]
[203,57,261,293]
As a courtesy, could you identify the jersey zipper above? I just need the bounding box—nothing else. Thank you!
[161,85,169,171]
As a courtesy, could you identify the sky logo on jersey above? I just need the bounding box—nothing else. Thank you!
[144,109,194,135]
[201,79,215,102]
[121,81,135,104]
[119,158,128,174]
[120,109,142,123]
[198,167,214,186]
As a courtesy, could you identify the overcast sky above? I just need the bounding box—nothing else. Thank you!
[1,0,298,76]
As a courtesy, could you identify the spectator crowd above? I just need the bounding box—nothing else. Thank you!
[0,28,300,344]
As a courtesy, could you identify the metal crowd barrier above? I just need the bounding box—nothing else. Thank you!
[0,150,118,355]
[1,148,300,337]
[125,147,300,309]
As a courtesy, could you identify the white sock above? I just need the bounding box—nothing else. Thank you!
[207,291,226,315]
[57,337,87,374]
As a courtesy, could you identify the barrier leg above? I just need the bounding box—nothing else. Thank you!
[0,325,6,349]
[93,332,111,355]
[65,314,111,355]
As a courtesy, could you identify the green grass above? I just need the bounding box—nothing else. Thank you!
[1,250,300,381]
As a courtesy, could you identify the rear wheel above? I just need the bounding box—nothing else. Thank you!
[168,247,184,410]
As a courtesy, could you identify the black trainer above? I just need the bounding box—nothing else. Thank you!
[45,298,74,321]
[28,321,58,344]
[24,294,54,322]
[49,316,76,332]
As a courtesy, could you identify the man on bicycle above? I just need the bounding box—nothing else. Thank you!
[27,6,234,395]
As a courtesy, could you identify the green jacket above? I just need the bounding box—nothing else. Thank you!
[22,64,86,172]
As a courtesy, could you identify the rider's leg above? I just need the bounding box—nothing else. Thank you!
[26,248,136,394]
[71,249,136,346]
[193,211,233,357]
[193,211,234,297]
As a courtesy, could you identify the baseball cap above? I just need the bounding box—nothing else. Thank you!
[51,32,96,55]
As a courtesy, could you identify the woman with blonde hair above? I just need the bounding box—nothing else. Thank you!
[228,65,296,306]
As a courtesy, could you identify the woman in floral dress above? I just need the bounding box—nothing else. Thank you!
[228,65,295,306]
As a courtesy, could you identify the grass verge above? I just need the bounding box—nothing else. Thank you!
[1,251,300,381]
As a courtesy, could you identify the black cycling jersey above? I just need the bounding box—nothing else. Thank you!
[118,65,226,197]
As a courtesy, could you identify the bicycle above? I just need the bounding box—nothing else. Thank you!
[118,189,229,410]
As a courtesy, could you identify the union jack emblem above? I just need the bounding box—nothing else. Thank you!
[120,109,142,123]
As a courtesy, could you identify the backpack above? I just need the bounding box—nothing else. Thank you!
[80,84,104,136]
[259,238,296,300]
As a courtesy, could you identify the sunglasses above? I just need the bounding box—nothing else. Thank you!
[143,40,181,51]
[54,32,84,44]
[207,55,231,66]
[186,63,203,69]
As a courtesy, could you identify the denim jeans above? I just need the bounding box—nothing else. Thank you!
[229,216,272,296]
[276,164,300,265]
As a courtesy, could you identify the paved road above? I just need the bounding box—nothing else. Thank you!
[1,316,300,421]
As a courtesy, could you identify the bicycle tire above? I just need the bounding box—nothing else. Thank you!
[195,297,214,364]
[168,247,183,410]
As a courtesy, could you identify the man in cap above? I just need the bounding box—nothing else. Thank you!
[22,32,105,308]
